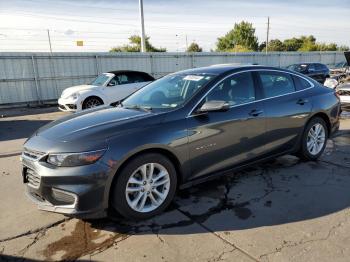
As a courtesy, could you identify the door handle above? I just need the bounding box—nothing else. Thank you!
[296,98,308,105]
[249,109,263,117]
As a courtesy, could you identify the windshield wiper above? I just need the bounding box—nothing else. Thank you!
[123,104,152,112]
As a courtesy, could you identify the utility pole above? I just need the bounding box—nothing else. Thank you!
[266,16,270,54]
[185,35,188,51]
[47,29,53,53]
[139,0,146,52]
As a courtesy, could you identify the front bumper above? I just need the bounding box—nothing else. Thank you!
[22,153,111,218]
[58,97,80,112]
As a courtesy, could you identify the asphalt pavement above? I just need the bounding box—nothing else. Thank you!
[1,107,350,262]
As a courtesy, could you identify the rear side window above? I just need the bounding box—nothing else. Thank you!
[293,76,312,91]
[258,71,295,98]
[308,64,316,71]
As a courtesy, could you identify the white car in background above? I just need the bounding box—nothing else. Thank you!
[58,70,154,112]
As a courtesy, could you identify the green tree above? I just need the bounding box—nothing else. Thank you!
[283,37,303,51]
[216,21,259,52]
[298,35,318,51]
[258,41,266,52]
[338,45,350,51]
[316,43,337,51]
[110,35,166,52]
[267,39,285,51]
[186,42,202,52]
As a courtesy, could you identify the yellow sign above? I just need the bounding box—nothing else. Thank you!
[76,40,84,47]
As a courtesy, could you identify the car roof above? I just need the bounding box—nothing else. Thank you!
[172,64,293,75]
[290,62,325,66]
[107,70,151,75]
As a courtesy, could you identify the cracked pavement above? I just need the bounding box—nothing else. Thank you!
[1,107,350,262]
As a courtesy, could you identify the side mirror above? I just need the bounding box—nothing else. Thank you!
[108,81,117,86]
[196,100,230,114]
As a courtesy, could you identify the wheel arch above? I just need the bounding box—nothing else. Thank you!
[307,112,331,137]
[82,95,104,108]
[106,147,184,209]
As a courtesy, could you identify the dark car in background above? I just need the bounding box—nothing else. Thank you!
[287,63,330,83]
[21,65,341,220]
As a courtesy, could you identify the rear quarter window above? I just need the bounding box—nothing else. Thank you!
[293,76,312,91]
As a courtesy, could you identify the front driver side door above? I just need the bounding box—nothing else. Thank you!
[186,71,267,180]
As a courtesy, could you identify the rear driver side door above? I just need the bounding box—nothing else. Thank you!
[258,70,312,154]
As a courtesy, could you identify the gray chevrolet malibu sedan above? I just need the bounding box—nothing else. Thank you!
[22,65,341,220]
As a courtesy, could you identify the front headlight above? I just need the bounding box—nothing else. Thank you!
[68,92,79,100]
[47,149,106,167]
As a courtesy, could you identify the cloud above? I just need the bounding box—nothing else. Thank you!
[64,29,75,36]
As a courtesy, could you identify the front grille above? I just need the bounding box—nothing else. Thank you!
[22,148,46,161]
[26,168,41,188]
[67,104,77,109]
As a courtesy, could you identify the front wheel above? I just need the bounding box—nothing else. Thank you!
[110,153,177,220]
[298,117,328,161]
[82,97,103,109]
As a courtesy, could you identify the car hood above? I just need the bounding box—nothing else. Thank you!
[32,106,158,143]
[60,84,98,98]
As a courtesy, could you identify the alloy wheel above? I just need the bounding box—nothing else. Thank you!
[85,98,102,108]
[306,123,326,155]
[125,163,170,213]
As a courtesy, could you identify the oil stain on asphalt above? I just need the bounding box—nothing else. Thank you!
[43,220,128,261]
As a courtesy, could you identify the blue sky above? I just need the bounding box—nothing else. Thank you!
[0,0,349,51]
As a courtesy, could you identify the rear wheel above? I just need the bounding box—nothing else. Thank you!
[110,153,177,220]
[298,117,328,161]
[82,96,103,109]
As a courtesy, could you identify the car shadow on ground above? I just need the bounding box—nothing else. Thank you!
[0,120,51,141]
[85,130,350,236]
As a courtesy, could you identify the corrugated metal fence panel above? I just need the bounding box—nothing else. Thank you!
[0,51,346,105]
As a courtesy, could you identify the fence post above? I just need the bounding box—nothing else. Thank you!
[95,55,100,75]
[150,54,154,77]
[31,55,41,104]
[278,53,281,68]
[191,53,195,68]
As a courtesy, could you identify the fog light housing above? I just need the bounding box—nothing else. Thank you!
[51,188,77,205]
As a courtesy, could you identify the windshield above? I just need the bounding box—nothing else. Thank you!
[90,74,111,86]
[334,62,346,68]
[122,73,216,110]
[287,64,308,72]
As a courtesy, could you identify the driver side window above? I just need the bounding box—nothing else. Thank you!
[206,72,256,106]
[109,74,129,86]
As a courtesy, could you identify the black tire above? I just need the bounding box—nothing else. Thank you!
[110,153,177,220]
[82,96,103,109]
[297,117,328,161]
